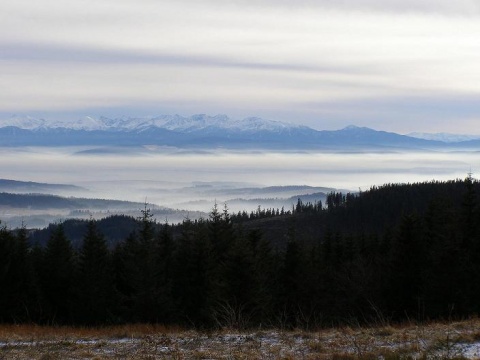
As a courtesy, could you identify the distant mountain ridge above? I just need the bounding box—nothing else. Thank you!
[408,132,480,143]
[0,114,478,150]
[1,114,305,133]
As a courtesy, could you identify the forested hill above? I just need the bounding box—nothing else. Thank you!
[0,179,84,193]
[29,177,476,248]
[1,177,480,327]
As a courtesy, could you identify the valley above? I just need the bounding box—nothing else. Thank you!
[0,144,476,229]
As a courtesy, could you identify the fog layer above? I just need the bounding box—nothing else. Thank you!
[0,146,476,210]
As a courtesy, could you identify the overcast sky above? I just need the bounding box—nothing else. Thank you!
[1,0,480,133]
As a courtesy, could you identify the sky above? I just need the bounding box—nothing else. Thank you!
[1,0,480,133]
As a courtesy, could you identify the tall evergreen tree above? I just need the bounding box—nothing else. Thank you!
[173,219,212,326]
[0,223,15,322]
[153,222,176,322]
[41,224,75,323]
[76,219,115,324]
[9,224,38,322]
[134,205,159,322]
[247,229,277,324]
[216,235,256,328]
[387,214,426,319]
[279,229,305,328]
[112,231,139,322]
[461,174,477,248]
[209,202,230,262]
[423,198,466,317]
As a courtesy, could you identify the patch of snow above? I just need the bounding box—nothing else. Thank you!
[0,337,138,348]
[459,342,480,358]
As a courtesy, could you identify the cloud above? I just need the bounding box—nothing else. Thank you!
[0,42,365,76]
[1,0,480,132]
[242,0,480,15]
[300,95,480,133]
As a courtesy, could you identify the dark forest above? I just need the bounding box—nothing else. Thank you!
[1,176,480,329]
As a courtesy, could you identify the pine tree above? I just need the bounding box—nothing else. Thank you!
[459,175,480,314]
[423,198,466,317]
[134,205,159,322]
[153,222,176,322]
[387,214,426,319]
[10,224,38,322]
[461,174,477,248]
[76,219,115,324]
[0,223,14,322]
[216,235,256,328]
[41,224,75,323]
[172,218,212,325]
[112,231,139,322]
[279,228,303,328]
[247,229,277,325]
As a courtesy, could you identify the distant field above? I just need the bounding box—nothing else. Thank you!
[1,320,480,359]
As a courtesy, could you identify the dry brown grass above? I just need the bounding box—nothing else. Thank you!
[0,319,479,359]
[0,323,183,342]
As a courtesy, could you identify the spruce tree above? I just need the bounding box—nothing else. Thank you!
[10,224,38,322]
[41,224,75,323]
[134,205,158,322]
[0,223,14,322]
[173,218,212,325]
[153,222,176,322]
[388,214,426,319]
[76,219,114,324]
[217,235,256,328]
[112,232,139,322]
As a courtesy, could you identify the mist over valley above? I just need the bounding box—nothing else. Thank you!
[0,143,477,228]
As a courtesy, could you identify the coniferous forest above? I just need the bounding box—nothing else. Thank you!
[1,177,480,328]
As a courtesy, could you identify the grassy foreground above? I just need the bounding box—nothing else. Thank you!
[1,320,480,359]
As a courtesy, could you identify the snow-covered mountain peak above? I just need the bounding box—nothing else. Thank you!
[51,116,107,131]
[1,115,47,130]
[162,114,239,132]
[230,117,301,132]
[161,114,209,132]
[97,116,146,130]
[0,113,306,134]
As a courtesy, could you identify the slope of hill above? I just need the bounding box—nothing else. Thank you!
[0,192,206,229]
[0,179,85,194]
[9,176,478,328]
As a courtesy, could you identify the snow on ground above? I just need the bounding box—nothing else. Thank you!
[2,320,480,359]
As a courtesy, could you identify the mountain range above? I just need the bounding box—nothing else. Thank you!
[1,114,479,150]
[0,114,300,133]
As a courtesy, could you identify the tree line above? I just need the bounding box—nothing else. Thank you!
[1,177,480,328]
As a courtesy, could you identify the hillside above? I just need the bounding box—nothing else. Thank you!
[0,179,84,194]
[0,192,206,229]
